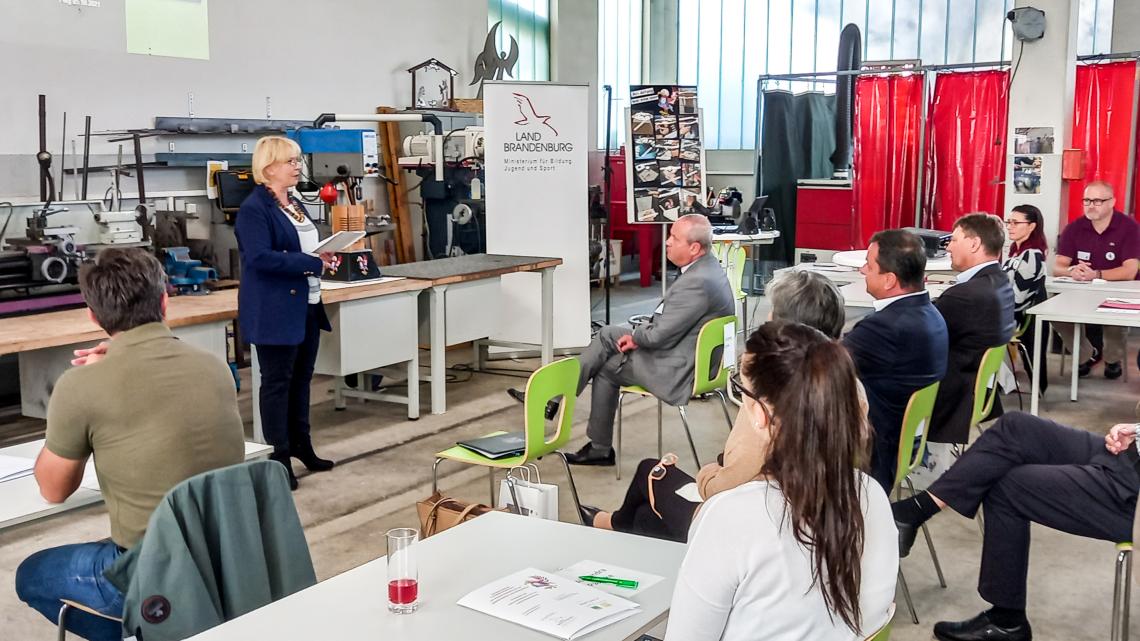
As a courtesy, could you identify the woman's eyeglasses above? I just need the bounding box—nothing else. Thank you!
[649,453,678,480]
[283,157,302,167]
[1004,220,1030,227]
[730,373,772,425]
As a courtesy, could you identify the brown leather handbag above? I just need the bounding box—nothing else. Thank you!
[416,492,504,538]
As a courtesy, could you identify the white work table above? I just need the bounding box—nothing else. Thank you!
[185,511,686,641]
[0,439,273,532]
[1028,289,1140,415]
[382,255,563,415]
[1045,277,1140,295]
[249,276,432,442]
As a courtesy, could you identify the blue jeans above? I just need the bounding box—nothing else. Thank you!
[15,541,125,641]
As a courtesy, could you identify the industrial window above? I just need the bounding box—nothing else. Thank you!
[597,0,644,149]
[488,0,551,82]
[601,0,1116,150]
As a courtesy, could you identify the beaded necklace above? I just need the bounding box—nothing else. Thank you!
[266,186,307,223]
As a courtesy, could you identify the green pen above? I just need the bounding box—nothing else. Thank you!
[579,575,639,589]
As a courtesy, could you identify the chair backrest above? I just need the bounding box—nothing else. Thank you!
[970,345,1007,430]
[1012,314,1032,341]
[722,245,748,302]
[693,316,737,395]
[864,603,896,641]
[893,382,940,494]
[522,357,581,460]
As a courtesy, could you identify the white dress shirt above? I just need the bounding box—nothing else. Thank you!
[871,289,928,312]
[955,259,999,284]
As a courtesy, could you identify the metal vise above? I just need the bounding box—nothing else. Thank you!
[162,247,216,295]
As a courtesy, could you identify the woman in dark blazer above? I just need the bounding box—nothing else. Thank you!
[236,135,335,490]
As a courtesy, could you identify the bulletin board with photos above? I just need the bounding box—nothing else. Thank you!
[626,85,707,224]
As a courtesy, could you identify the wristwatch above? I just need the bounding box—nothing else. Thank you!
[1096,269,1103,279]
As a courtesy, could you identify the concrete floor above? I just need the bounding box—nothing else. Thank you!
[2,278,1138,640]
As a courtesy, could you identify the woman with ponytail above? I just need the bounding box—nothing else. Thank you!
[663,321,898,641]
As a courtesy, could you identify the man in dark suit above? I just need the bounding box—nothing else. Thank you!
[508,214,735,465]
[929,213,1016,445]
[844,229,949,491]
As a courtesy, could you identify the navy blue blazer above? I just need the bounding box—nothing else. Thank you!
[843,292,949,491]
[235,185,330,346]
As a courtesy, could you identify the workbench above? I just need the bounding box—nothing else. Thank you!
[250,277,433,443]
[382,254,562,415]
[0,290,239,419]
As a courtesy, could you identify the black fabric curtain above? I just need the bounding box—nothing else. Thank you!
[756,90,837,263]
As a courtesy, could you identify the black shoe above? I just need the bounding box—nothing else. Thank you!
[578,504,602,526]
[294,451,335,472]
[933,612,1032,641]
[506,388,561,420]
[564,442,616,466]
[1078,349,1103,377]
[1105,361,1123,380]
[896,520,918,558]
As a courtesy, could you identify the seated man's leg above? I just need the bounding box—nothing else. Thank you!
[584,352,629,449]
[15,541,124,641]
[1103,325,1126,366]
[576,325,631,395]
[978,459,1136,611]
[929,412,1108,518]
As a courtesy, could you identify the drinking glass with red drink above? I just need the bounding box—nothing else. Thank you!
[387,527,419,614]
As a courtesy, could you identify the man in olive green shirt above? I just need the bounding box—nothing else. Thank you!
[15,248,243,641]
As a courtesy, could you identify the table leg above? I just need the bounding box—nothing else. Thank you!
[334,377,346,410]
[430,285,447,415]
[408,336,420,420]
[1071,322,1081,402]
[1031,316,1043,416]
[251,348,264,444]
[541,267,554,365]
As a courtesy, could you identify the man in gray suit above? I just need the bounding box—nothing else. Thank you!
[511,214,735,465]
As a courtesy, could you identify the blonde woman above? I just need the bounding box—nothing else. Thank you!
[236,136,335,490]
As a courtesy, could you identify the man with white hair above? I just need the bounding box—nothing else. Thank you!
[508,214,735,465]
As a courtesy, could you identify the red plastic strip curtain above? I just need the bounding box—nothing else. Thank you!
[853,73,925,246]
[923,70,1010,230]
[1069,61,1138,221]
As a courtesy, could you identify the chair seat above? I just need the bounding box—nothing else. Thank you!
[1118,542,1133,551]
[435,431,532,469]
[621,385,651,395]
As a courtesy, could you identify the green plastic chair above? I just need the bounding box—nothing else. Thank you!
[1112,542,1133,641]
[614,316,737,480]
[864,604,896,640]
[892,381,945,625]
[971,345,1009,436]
[431,357,586,523]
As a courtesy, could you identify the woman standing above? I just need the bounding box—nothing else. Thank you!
[1002,204,1049,392]
[237,136,335,490]
[663,321,897,641]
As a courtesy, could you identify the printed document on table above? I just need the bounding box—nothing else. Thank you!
[554,560,664,597]
[0,455,35,483]
[457,567,640,640]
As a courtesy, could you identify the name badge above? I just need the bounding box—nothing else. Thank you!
[654,302,665,315]
[1077,251,1091,261]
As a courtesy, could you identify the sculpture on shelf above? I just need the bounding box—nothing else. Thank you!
[470,21,519,98]
[407,58,458,110]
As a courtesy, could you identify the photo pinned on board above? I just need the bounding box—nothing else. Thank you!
[678,116,700,140]
[654,114,678,138]
[676,87,698,115]
[682,162,702,188]
[634,188,660,222]
[657,188,681,221]
[653,86,677,115]
[654,139,679,161]
[634,161,661,187]
[1013,155,1043,194]
[679,139,701,162]
[680,188,704,215]
[658,161,683,187]
[634,136,657,161]
[631,111,654,135]
[630,86,658,111]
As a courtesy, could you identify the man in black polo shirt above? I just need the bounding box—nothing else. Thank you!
[1053,181,1140,379]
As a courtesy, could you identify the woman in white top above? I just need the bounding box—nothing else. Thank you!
[664,320,898,641]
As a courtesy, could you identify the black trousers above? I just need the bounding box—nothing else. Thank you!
[929,412,1138,609]
[1016,312,1048,393]
[255,304,323,458]
[611,458,700,542]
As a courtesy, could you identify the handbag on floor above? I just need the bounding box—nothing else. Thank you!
[416,492,504,538]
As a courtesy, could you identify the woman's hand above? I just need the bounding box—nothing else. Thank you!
[319,251,336,269]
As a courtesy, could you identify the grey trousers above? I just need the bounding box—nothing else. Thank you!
[577,325,637,447]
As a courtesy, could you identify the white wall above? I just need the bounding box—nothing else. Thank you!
[1111,0,1140,53]
[0,0,487,270]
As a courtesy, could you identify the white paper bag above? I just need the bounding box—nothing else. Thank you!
[497,468,559,520]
